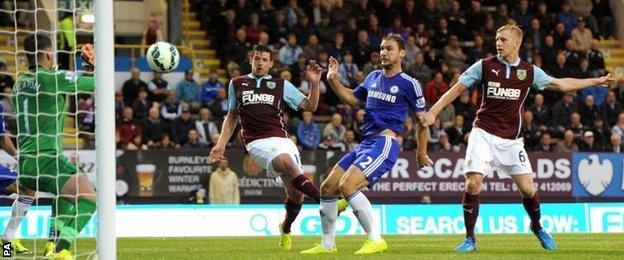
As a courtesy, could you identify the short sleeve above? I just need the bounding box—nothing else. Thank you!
[353,84,368,101]
[403,76,427,113]
[458,60,483,90]
[227,80,237,110]
[532,65,553,91]
[283,80,306,110]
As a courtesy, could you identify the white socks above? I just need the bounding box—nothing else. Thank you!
[3,196,33,240]
[348,191,381,242]
[320,197,337,249]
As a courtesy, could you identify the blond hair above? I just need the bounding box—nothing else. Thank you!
[496,24,523,42]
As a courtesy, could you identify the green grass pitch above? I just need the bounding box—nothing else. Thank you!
[13,233,624,259]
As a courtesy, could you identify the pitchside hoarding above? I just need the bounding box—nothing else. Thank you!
[0,203,621,238]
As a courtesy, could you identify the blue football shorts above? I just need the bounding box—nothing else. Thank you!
[337,135,399,187]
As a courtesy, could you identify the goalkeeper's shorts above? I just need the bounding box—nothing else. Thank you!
[18,153,77,194]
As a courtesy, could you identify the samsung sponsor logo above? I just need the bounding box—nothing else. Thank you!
[369,90,396,103]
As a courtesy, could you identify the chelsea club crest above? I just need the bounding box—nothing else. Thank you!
[390,85,399,94]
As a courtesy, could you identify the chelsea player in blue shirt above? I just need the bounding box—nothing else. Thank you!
[301,34,432,255]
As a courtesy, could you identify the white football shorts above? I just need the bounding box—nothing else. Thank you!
[464,127,533,177]
[246,137,303,178]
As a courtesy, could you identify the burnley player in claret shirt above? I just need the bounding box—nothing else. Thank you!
[209,44,340,251]
[420,24,614,253]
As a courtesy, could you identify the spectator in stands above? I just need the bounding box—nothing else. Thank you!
[125,135,147,150]
[519,40,538,64]
[407,52,432,86]
[182,129,207,150]
[601,90,621,127]
[343,129,359,151]
[324,113,346,145]
[590,116,609,150]
[557,2,578,35]
[425,72,449,107]
[563,39,582,69]
[556,130,579,152]
[278,33,303,66]
[535,2,553,31]
[432,18,451,50]
[267,10,288,45]
[132,88,152,122]
[579,131,601,152]
[318,135,346,151]
[141,106,167,149]
[608,134,624,153]
[195,107,219,145]
[170,105,195,147]
[158,133,176,149]
[0,61,14,89]
[245,13,265,44]
[297,111,321,150]
[413,22,430,51]
[201,69,224,106]
[592,0,613,39]
[540,35,558,69]
[427,117,443,151]
[299,69,327,96]
[228,28,251,65]
[611,113,624,140]
[122,68,148,105]
[512,0,534,30]
[530,93,551,129]
[424,47,443,72]
[569,112,586,139]
[302,34,324,60]
[142,13,163,51]
[362,52,382,76]
[327,32,349,61]
[571,17,593,53]
[587,40,606,76]
[552,22,570,50]
[445,115,465,146]
[446,0,467,40]
[338,52,359,87]
[444,35,467,68]
[351,108,365,141]
[147,72,168,103]
[387,17,409,41]
[453,93,475,127]
[522,110,541,151]
[402,117,417,151]
[209,158,240,204]
[353,30,372,67]
[419,0,441,30]
[342,16,359,44]
[466,35,491,65]
[116,106,141,148]
[438,132,454,152]
[579,95,600,126]
[526,19,546,50]
[552,92,577,136]
[465,0,486,35]
[403,36,420,68]
[115,91,125,124]
[314,15,335,44]
[176,70,201,111]
[209,88,229,122]
[366,14,384,47]
[292,14,315,44]
[535,132,555,152]
[161,90,182,123]
[579,59,607,106]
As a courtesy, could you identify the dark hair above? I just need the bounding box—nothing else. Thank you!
[24,33,53,66]
[252,44,273,60]
[382,33,406,50]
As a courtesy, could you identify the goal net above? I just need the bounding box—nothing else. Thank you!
[0,0,114,258]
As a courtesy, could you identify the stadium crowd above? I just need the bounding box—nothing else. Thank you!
[3,0,620,154]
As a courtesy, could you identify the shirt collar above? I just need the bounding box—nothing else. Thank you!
[496,55,520,66]
[247,73,272,80]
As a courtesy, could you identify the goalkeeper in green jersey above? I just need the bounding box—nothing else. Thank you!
[12,33,97,259]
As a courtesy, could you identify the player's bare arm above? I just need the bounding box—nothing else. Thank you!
[548,73,614,92]
[420,82,468,126]
[209,109,238,163]
[298,60,322,111]
[0,134,17,157]
[326,56,360,107]
[415,112,433,168]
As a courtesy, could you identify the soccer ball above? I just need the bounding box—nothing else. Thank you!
[146,41,180,73]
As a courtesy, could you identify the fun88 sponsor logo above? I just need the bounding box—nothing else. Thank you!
[589,204,624,233]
